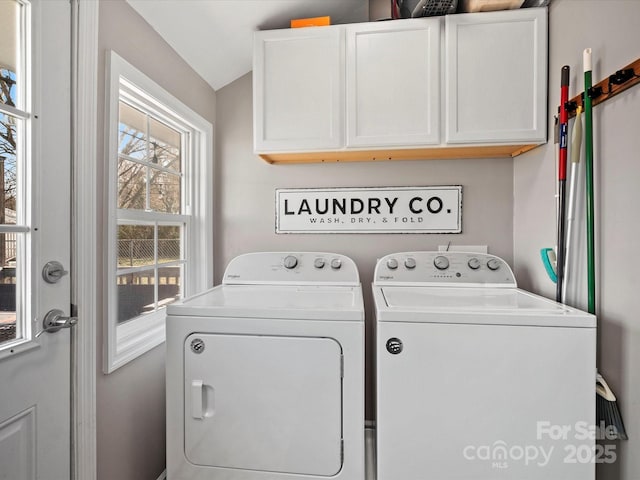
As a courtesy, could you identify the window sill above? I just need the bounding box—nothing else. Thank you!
[104,308,166,373]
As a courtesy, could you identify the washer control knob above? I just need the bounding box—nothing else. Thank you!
[468,257,481,270]
[386,258,398,270]
[404,257,416,269]
[386,338,403,355]
[330,258,342,270]
[314,257,326,269]
[487,258,501,271]
[283,255,298,269]
[434,255,450,271]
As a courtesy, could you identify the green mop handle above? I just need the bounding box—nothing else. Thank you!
[584,48,596,314]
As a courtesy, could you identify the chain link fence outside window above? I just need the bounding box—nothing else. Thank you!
[117,239,180,267]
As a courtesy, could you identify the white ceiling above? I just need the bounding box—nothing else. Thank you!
[127,0,370,91]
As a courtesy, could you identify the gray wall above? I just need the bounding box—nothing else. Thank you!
[91,0,640,477]
[513,1,640,479]
[216,72,515,418]
[96,1,216,479]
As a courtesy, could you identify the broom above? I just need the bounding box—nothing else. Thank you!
[584,48,627,440]
[596,374,628,440]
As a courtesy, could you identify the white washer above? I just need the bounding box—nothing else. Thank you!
[373,251,596,480]
[166,252,365,480]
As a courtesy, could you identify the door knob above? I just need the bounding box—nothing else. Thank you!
[36,309,78,337]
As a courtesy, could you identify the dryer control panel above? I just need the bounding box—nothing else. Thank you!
[223,252,360,286]
[374,252,516,287]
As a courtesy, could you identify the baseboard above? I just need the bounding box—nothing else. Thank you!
[156,469,167,480]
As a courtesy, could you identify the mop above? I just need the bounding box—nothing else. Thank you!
[584,48,627,440]
[561,106,582,303]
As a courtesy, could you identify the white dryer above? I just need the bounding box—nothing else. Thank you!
[166,252,365,480]
[373,251,596,480]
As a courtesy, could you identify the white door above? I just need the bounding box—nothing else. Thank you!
[0,1,72,479]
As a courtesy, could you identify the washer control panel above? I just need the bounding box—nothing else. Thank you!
[223,252,359,285]
[374,252,516,287]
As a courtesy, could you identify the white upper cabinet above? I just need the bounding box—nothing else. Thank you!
[253,26,344,152]
[445,8,547,144]
[346,19,441,147]
[253,8,548,163]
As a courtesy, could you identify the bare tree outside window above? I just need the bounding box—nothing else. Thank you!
[117,101,181,214]
[0,0,23,343]
[0,68,18,268]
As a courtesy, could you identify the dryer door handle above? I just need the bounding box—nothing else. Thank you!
[191,380,215,419]
[191,380,204,419]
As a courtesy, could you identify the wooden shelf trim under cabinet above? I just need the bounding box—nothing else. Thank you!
[259,144,540,164]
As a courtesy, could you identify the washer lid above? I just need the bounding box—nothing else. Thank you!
[374,286,596,328]
[167,284,364,321]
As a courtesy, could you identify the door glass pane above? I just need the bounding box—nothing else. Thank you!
[0,232,18,344]
[0,113,18,223]
[0,0,23,348]
[117,224,155,268]
[0,0,21,109]
[117,270,155,324]
[150,169,180,214]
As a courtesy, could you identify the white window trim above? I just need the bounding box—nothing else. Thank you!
[104,51,212,373]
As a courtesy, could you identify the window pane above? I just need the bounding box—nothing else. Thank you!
[149,117,181,172]
[158,225,181,264]
[117,224,154,268]
[150,169,180,214]
[118,158,146,210]
[0,0,21,109]
[0,113,18,224]
[117,270,155,324]
[158,265,181,307]
[0,232,17,345]
[118,101,147,160]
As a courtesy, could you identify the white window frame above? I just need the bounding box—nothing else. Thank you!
[104,51,212,373]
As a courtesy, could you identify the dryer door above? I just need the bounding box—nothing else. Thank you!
[184,333,343,476]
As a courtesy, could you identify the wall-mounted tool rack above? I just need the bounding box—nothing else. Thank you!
[566,56,640,119]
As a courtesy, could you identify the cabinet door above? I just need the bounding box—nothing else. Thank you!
[347,19,440,147]
[445,8,547,144]
[253,27,344,152]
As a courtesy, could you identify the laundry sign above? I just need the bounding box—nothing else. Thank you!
[276,186,462,234]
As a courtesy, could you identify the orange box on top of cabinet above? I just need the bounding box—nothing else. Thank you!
[290,16,331,28]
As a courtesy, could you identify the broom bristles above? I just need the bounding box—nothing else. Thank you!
[596,392,628,440]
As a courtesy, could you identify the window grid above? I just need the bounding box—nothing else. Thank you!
[116,97,187,323]
[0,0,31,350]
